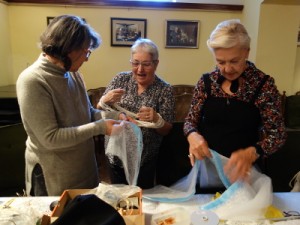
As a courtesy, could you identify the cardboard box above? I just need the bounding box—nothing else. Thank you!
[42,188,144,225]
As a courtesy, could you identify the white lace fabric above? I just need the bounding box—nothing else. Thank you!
[105,121,143,185]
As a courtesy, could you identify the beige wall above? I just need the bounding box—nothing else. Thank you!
[5,4,241,89]
[0,1,13,86]
[1,1,299,94]
[242,0,264,61]
[256,0,300,95]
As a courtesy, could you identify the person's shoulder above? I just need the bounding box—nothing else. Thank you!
[154,75,172,87]
[115,71,132,79]
[18,62,41,85]
[194,71,218,86]
[246,63,275,83]
[117,71,132,75]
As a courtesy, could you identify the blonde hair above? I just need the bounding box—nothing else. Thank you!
[207,19,250,51]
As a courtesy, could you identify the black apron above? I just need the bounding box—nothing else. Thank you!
[198,74,269,158]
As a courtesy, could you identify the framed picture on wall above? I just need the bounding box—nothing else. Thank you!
[111,17,147,47]
[165,20,200,48]
[47,17,55,26]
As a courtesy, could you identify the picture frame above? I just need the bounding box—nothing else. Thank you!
[47,17,55,26]
[111,17,147,47]
[165,20,200,48]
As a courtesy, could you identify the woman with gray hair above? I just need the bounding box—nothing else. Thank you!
[184,19,286,188]
[98,38,175,189]
[17,15,123,196]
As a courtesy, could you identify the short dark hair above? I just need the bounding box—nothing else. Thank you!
[40,15,101,71]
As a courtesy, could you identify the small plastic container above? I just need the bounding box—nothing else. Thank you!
[190,210,219,225]
[151,207,190,225]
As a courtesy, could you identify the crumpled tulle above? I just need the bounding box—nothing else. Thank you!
[105,121,143,186]
[143,149,273,221]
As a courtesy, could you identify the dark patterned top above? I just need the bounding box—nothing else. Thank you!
[183,61,287,156]
[104,71,175,164]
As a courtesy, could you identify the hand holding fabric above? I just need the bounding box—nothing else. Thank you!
[137,106,159,122]
[187,132,211,166]
[104,119,121,136]
[224,146,258,183]
[101,88,125,104]
[118,113,138,125]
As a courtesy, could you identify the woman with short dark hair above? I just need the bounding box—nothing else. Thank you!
[17,15,123,196]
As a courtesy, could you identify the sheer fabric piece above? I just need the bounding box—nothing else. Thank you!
[105,121,143,186]
[99,99,164,128]
[143,149,273,221]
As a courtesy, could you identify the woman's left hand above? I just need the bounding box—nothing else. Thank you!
[224,147,258,183]
[137,106,158,122]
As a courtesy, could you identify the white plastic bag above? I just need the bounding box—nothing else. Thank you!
[201,151,273,221]
[143,149,273,221]
[289,171,300,192]
[143,160,199,202]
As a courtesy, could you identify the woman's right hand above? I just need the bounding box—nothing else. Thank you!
[104,119,121,136]
[187,132,211,166]
[101,88,125,104]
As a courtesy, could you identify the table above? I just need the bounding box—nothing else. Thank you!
[0,193,299,225]
[143,192,300,224]
[0,196,57,225]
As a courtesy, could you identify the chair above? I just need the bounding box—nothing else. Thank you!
[87,87,110,182]
[87,87,106,108]
[172,85,195,122]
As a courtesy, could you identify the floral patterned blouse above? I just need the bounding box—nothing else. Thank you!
[184,61,287,156]
[104,71,175,164]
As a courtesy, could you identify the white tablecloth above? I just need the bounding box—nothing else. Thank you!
[143,192,300,225]
[0,193,299,224]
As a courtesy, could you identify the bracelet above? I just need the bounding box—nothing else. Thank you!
[154,113,165,128]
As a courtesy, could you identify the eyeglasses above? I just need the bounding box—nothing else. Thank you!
[129,60,156,69]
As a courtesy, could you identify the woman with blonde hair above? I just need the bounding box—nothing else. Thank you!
[184,19,286,187]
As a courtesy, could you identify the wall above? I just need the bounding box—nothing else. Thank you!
[0,1,13,86]
[7,4,241,89]
[242,0,264,61]
[2,1,300,93]
[256,0,300,95]
[294,47,300,93]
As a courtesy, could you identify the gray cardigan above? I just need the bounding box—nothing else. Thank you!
[17,54,119,196]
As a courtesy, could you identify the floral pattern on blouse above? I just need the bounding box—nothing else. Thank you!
[104,71,175,164]
[184,61,287,156]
